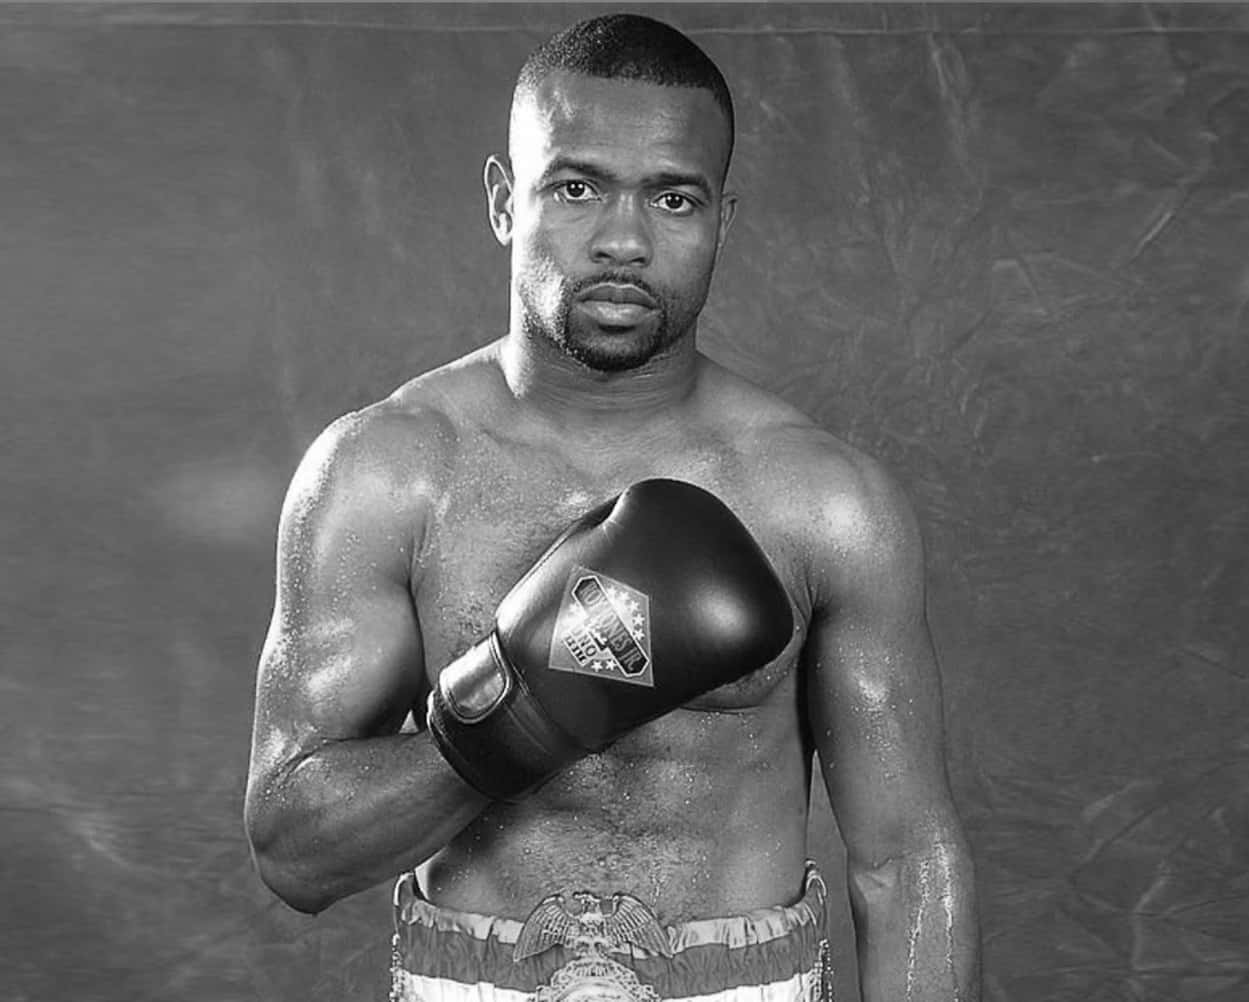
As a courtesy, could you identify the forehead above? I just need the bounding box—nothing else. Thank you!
[510,71,730,183]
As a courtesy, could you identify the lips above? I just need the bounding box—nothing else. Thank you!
[577,282,658,310]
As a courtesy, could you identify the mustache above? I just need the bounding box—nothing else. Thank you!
[568,272,662,303]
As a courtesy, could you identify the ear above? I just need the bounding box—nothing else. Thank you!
[714,191,738,259]
[483,154,515,247]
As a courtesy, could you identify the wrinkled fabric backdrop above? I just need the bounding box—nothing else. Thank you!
[2,3,1246,1000]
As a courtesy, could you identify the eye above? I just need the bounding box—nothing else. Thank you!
[554,180,598,203]
[653,191,697,215]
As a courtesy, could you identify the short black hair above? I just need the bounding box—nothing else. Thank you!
[513,13,735,168]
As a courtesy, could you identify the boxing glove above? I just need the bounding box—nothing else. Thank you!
[426,478,793,801]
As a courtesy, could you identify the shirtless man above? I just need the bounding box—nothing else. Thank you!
[245,14,979,1002]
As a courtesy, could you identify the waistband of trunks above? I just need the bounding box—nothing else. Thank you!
[392,861,827,997]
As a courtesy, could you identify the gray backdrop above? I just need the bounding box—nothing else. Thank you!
[2,4,1246,1001]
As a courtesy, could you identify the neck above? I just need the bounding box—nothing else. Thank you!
[498,328,701,428]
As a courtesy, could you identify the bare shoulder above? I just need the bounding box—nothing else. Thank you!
[280,347,499,546]
[701,360,922,610]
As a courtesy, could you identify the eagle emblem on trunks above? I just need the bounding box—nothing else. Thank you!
[548,568,654,688]
[515,892,672,1002]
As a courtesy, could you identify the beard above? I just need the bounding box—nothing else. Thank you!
[518,269,699,374]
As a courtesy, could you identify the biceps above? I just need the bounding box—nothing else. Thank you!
[807,619,954,861]
[252,579,426,768]
[295,585,425,734]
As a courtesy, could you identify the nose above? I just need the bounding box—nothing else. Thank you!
[589,194,652,268]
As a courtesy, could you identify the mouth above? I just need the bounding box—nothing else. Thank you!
[577,282,658,310]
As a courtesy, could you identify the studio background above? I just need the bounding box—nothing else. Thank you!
[2,3,1246,1000]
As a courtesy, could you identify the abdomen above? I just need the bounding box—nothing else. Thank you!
[423,689,812,923]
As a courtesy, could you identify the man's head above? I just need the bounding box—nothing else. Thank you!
[486,14,738,374]
[511,14,735,179]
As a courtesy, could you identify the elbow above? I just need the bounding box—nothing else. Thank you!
[846,853,904,910]
[244,804,336,915]
[847,828,976,906]
[250,849,335,915]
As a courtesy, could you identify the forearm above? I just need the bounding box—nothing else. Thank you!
[245,730,488,913]
[849,835,980,1002]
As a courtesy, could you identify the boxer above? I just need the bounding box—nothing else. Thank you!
[245,14,980,1002]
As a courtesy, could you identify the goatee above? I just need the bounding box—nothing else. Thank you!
[523,274,676,373]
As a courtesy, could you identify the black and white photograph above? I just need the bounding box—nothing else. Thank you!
[2,4,1246,1001]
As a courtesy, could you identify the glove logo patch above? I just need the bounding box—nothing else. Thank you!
[549,566,653,687]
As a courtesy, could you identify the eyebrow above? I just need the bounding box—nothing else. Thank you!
[539,156,714,200]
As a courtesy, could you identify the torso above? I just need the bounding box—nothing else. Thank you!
[374,346,852,922]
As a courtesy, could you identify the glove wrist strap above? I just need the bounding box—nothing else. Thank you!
[427,635,586,801]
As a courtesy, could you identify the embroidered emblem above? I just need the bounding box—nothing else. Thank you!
[531,952,657,1002]
[549,568,654,687]
[516,892,672,1002]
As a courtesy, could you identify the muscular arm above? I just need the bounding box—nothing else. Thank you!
[244,411,488,914]
[803,462,979,1002]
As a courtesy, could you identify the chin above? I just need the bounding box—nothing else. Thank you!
[558,311,682,372]
[561,331,668,374]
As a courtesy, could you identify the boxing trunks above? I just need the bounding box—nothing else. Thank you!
[391,862,830,1002]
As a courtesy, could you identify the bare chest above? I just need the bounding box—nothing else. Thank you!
[410,439,806,710]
